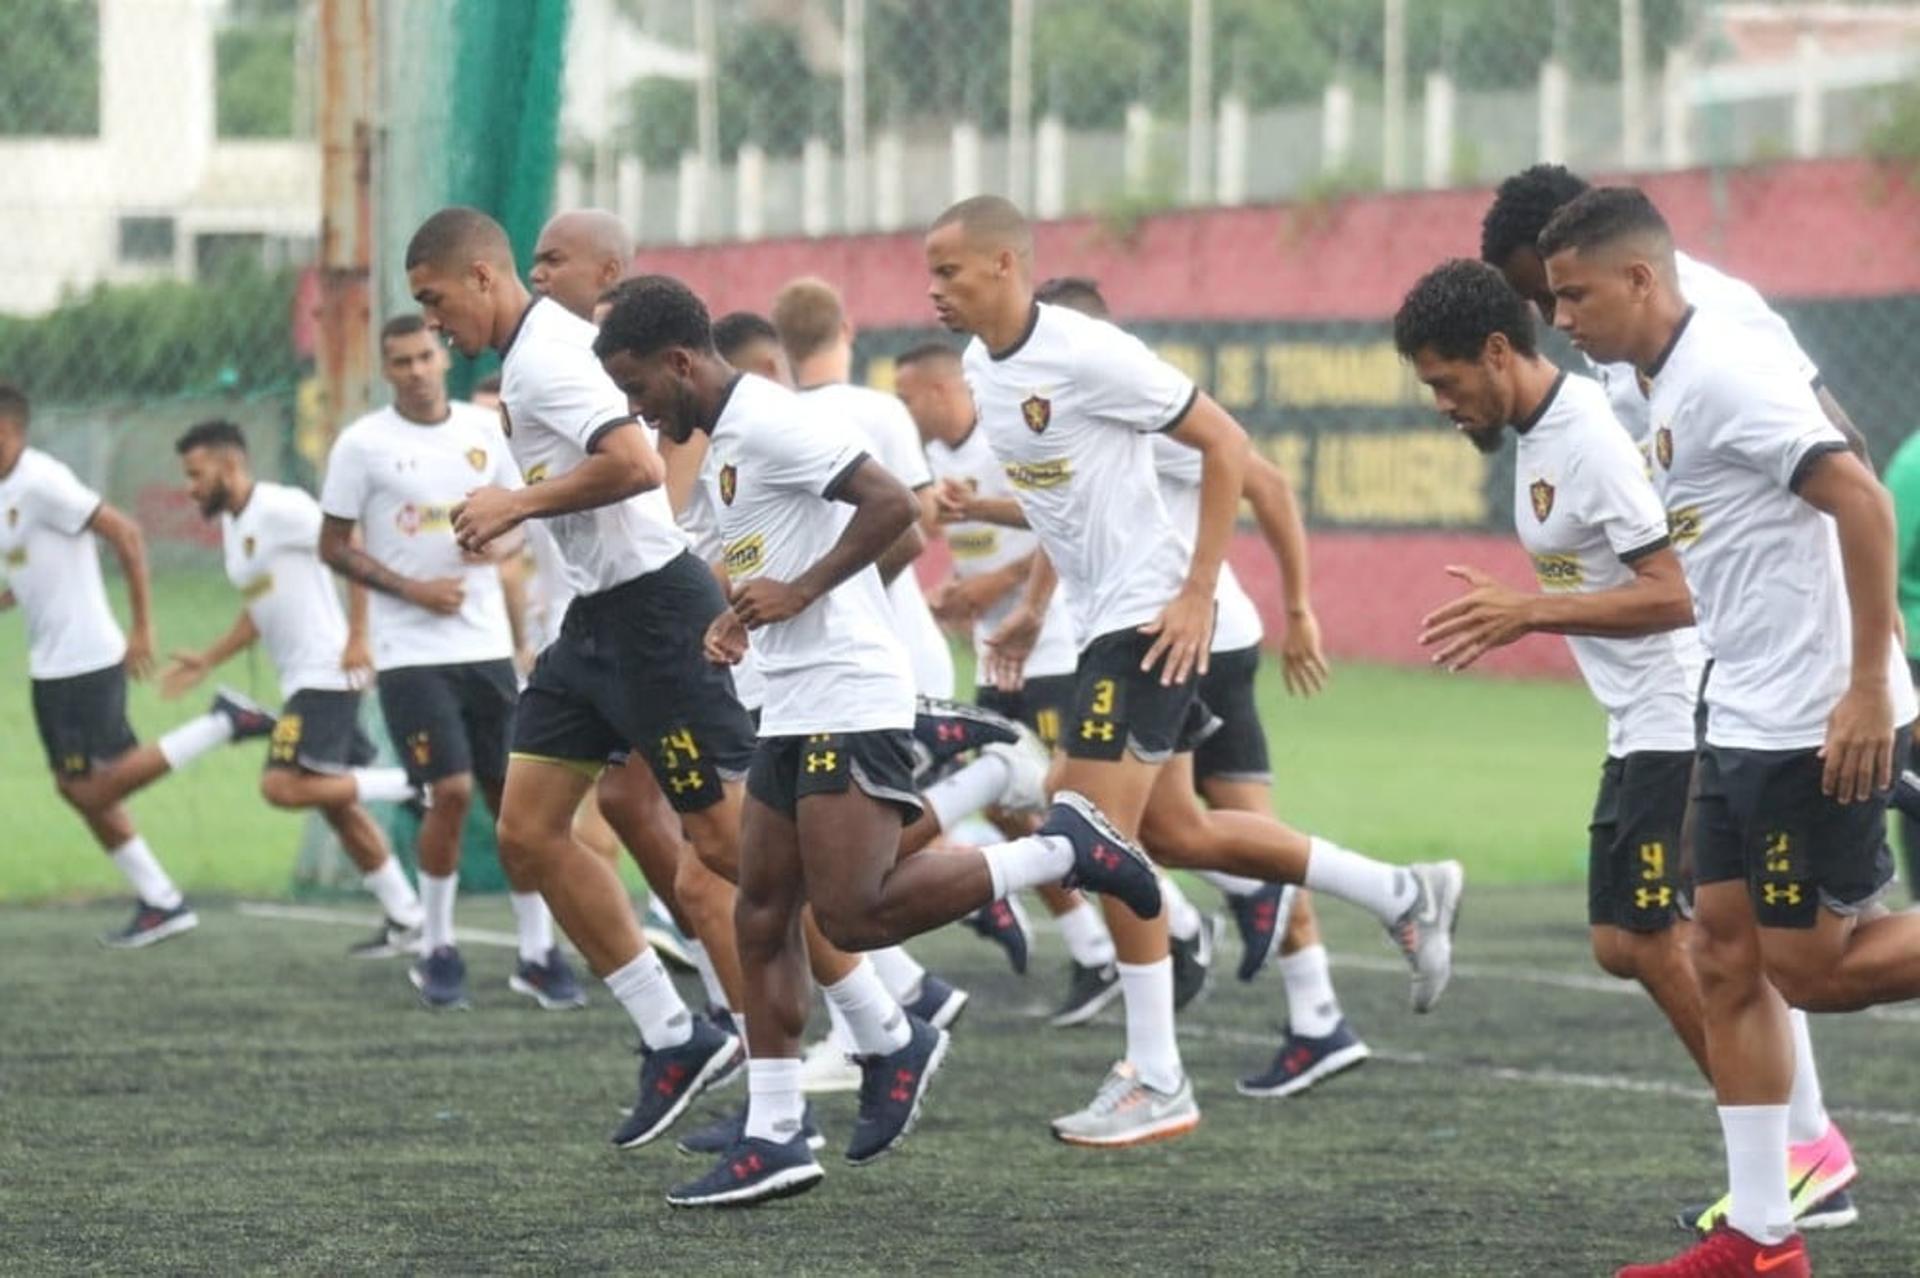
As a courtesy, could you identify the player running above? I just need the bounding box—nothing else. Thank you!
[319,313,574,1010]
[925,195,1463,1144]
[0,384,273,947]
[166,419,427,953]
[1539,187,1920,1278]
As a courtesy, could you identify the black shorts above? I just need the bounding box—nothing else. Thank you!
[376,659,517,788]
[513,552,755,813]
[977,673,1078,750]
[1192,644,1270,783]
[1588,751,1692,932]
[266,688,377,773]
[1063,628,1200,764]
[1691,728,1910,928]
[31,664,137,777]
[747,730,924,824]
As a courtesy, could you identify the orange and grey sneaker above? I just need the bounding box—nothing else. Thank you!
[1387,860,1464,1013]
[1050,1061,1199,1148]
[1683,1122,1860,1236]
[1616,1222,1808,1277]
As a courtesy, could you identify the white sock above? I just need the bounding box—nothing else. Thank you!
[822,958,912,1056]
[1280,943,1342,1037]
[823,994,858,1054]
[980,834,1073,898]
[420,872,458,953]
[351,767,415,803]
[156,713,233,772]
[1719,1103,1794,1244]
[1199,868,1265,897]
[1302,837,1417,926]
[360,858,423,927]
[867,946,927,1004]
[1786,1009,1829,1146]
[923,752,1012,831]
[108,836,183,910]
[510,892,554,964]
[743,1057,806,1144]
[1160,874,1202,941]
[604,948,695,1050]
[1057,898,1117,967]
[686,939,731,1013]
[1118,958,1183,1093]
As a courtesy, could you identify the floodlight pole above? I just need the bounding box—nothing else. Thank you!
[317,0,375,443]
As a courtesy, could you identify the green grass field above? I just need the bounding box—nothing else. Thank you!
[2,569,1607,902]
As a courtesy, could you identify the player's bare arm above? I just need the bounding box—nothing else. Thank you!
[935,475,1029,529]
[1797,449,1901,803]
[160,610,259,699]
[873,508,927,586]
[932,551,1034,626]
[88,502,156,679]
[730,456,916,628]
[452,420,666,552]
[659,431,709,516]
[983,546,1058,691]
[1419,548,1693,673]
[319,514,465,616]
[1242,451,1328,695]
[1145,392,1246,686]
[341,579,373,684]
[0,587,14,611]
[1815,384,1874,472]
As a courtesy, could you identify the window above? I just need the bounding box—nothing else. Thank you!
[118,216,177,264]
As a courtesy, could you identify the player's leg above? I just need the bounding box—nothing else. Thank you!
[59,687,276,812]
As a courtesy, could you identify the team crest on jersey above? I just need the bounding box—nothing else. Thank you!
[525,463,548,484]
[1021,395,1051,434]
[466,447,487,472]
[243,535,256,558]
[1528,478,1555,523]
[719,463,737,505]
[1655,426,1674,470]
[497,404,512,438]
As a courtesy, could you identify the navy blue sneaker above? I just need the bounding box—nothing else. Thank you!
[677,1099,826,1156]
[1048,960,1121,1027]
[666,1132,825,1208]
[963,896,1032,975]
[508,947,588,1010]
[1227,882,1292,982]
[903,973,970,1031]
[1042,791,1161,920]
[1236,1020,1371,1099]
[211,687,277,742]
[910,697,1020,780]
[613,1014,741,1150]
[408,945,469,1009]
[846,1014,950,1166]
[99,899,199,950]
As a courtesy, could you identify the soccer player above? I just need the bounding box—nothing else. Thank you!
[318,313,576,1011]
[1538,187,1920,1278]
[407,207,743,1150]
[925,195,1463,1144]
[0,383,273,947]
[1031,275,1367,1095]
[165,419,427,954]
[714,311,788,385]
[592,273,1159,1204]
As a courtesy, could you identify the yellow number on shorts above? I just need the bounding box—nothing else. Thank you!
[1034,708,1062,748]
[657,728,701,769]
[1638,841,1665,882]
[1089,679,1115,716]
[1763,831,1792,877]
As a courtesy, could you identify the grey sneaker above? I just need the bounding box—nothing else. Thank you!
[1389,861,1464,1013]
[347,917,424,959]
[1048,960,1121,1028]
[1050,1062,1200,1148]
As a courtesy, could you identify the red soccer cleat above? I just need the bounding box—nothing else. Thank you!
[1617,1223,1810,1278]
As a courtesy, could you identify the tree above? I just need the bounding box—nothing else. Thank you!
[0,0,99,136]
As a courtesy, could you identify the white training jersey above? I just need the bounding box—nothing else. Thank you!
[319,402,518,671]
[964,303,1198,649]
[798,381,954,697]
[520,521,574,656]
[1511,373,1703,755]
[1647,308,1916,749]
[706,373,914,736]
[924,426,1079,681]
[221,482,353,698]
[498,297,689,596]
[0,448,124,679]
[1152,434,1265,653]
[681,445,766,712]
[1594,250,1820,443]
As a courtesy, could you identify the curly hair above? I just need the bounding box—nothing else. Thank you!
[1393,258,1538,363]
[1480,164,1590,266]
[592,274,714,361]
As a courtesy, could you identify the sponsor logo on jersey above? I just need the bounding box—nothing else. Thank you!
[1005,458,1071,490]
[1528,478,1555,522]
[4,546,24,567]
[1667,504,1702,547]
[1021,395,1051,434]
[466,447,487,472]
[240,573,275,602]
[724,532,764,578]
[394,502,454,536]
[947,528,999,560]
[719,463,737,506]
[1655,426,1673,470]
[1531,553,1583,590]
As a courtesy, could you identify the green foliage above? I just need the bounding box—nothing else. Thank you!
[622,20,837,166]
[0,0,100,136]
[216,22,296,138]
[0,264,299,404]
[1865,79,1920,185]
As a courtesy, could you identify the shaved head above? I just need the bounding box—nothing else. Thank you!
[405,206,513,273]
[532,208,635,321]
[540,209,632,264]
[931,195,1033,263]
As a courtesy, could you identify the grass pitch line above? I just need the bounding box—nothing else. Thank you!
[236,901,520,949]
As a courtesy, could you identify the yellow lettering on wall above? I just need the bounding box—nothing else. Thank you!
[1253,432,1311,500]
[1213,344,1258,409]
[864,358,897,395]
[1311,431,1488,526]
[1266,343,1424,408]
[1154,342,1208,384]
